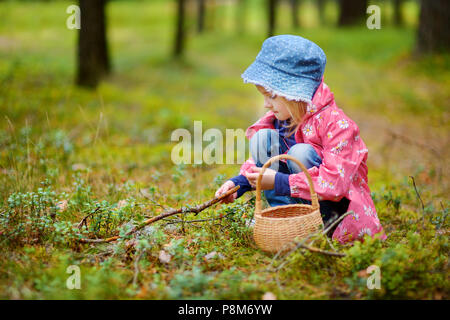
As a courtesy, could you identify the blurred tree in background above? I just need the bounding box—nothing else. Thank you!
[290,0,300,29]
[338,0,368,26]
[77,0,110,88]
[174,0,186,57]
[0,0,449,301]
[317,0,325,25]
[197,0,206,33]
[267,0,277,37]
[70,0,449,88]
[393,0,404,26]
[416,0,450,53]
[235,0,248,34]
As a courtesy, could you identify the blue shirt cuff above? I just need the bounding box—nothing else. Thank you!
[274,172,291,196]
[229,175,252,198]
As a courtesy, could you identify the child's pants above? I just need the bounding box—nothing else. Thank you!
[249,128,350,230]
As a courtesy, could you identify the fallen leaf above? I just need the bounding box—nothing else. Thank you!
[357,269,368,278]
[203,251,225,261]
[163,242,172,249]
[117,200,128,209]
[139,188,151,198]
[434,291,443,300]
[136,285,148,299]
[158,250,171,264]
[262,292,277,300]
[71,163,86,171]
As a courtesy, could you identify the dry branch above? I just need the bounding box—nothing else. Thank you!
[78,186,240,244]
[387,129,440,157]
[268,211,353,272]
[162,211,234,225]
[132,250,143,286]
[322,210,353,236]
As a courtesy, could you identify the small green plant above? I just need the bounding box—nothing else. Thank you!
[167,267,212,299]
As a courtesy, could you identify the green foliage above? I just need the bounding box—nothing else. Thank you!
[167,267,212,299]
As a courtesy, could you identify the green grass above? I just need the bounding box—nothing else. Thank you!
[0,0,448,299]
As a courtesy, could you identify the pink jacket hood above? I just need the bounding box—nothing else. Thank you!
[246,78,336,142]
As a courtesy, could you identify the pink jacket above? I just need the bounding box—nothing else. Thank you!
[239,79,386,244]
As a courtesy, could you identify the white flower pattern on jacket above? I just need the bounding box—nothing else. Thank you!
[337,119,349,129]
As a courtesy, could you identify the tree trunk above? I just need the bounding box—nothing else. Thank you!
[268,0,277,37]
[338,0,368,26]
[207,0,216,31]
[197,0,205,33]
[416,0,450,54]
[393,0,403,26]
[76,0,110,88]
[290,0,300,29]
[317,0,325,25]
[174,0,186,57]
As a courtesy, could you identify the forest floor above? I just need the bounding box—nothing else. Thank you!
[0,0,448,299]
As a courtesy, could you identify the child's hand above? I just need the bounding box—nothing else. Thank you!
[245,167,276,190]
[215,180,237,204]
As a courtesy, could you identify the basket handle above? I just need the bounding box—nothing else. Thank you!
[255,154,319,214]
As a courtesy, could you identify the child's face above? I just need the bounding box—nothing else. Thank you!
[256,85,292,121]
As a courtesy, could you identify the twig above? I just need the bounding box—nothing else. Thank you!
[410,176,425,211]
[77,206,101,229]
[132,250,143,286]
[162,212,234,225]
[388,129,440,157]
[78,186,240,244]
[322,211,353,236]
[274,271,283,292]
[326,237,337,252]
[139,189,167,210]
[437,201,449,230]
[270,211,353,271]
[296,243,346,257]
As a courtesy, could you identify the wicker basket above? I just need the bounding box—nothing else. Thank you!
[253,154,324,253]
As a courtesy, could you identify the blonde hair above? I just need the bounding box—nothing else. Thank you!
[280,98,308,137]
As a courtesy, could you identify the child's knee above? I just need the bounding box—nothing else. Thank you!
[287,143,316,159]
[250,129,279,163]
[287,143,320,171]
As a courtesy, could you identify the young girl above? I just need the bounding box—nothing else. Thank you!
[215,35,386,244]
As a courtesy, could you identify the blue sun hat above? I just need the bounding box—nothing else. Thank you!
[241,35,326,103]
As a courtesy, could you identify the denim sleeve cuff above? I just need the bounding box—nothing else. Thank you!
[229,175,252,198]
[274,172,291,196]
